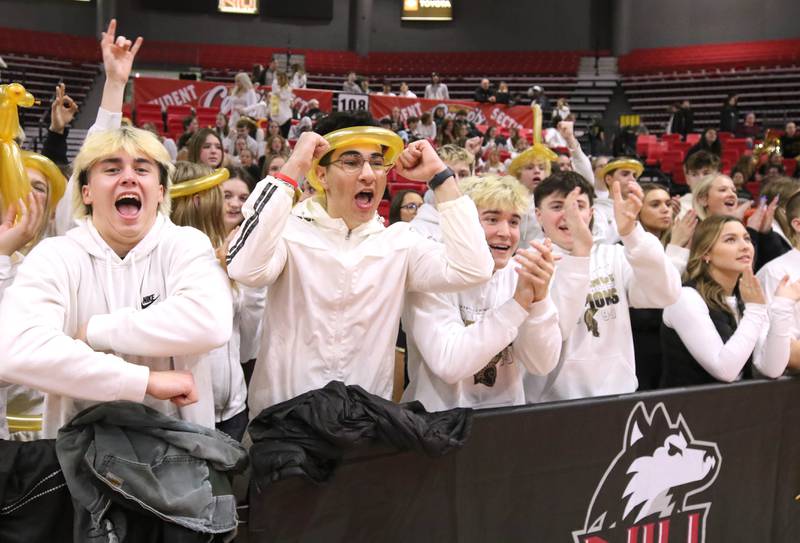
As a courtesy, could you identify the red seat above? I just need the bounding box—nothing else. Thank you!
[745,181,761,200]
[662,134,681,144]
[718,132,735,143]
[722,149,741,167]
[646,142,668,165]
[636,135,657,157]
[672,167,687,186]
[377,199,390,223]
[783,159,797,177]
[685,133,701,145]
[389,182,426,198]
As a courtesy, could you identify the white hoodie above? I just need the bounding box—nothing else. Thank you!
[402,260,572,411]
[0,214,233,437]
[0,253,23,439]
[524,225,682,402]
[227,177,494,417]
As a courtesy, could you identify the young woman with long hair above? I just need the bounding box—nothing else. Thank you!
[222,71,258,126]
[169,162,260,441]
[187,128,225,169]
[660,216,800,387]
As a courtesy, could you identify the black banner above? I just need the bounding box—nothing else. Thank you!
[245,378,800,542]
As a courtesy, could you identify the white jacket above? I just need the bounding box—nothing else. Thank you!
[525,225,682,402]
[227,177,494,417]
[0,214,233,437]
[206,283,264,423]
[402,262,565,411]
[409,202,442,242]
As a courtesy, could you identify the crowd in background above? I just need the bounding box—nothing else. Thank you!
[1,21,800,449]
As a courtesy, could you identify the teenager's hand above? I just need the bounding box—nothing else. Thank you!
[513,239,556,308]
[557,120,578,148]
[394,140,447,183]
[281,132,330,182]
[668,195,681,218]
[146,370,198,407]
[563,187,593,256]
[100,19,143,86]
[746,196,779,233]
[739,268,766,305]
[49,83,78,134]
[464,136,482,157]
[612,179,643,237]
[775,275,800,302]
[670,209,698,249]
[0,193,43,257]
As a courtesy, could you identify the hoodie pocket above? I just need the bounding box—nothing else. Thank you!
[544,354,637,401]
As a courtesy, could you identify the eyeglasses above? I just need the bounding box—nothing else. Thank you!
[325,154,392,174]
[400,203,420,212]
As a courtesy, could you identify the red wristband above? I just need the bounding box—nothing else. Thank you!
[273,172,298,189]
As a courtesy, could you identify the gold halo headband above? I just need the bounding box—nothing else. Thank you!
[169,168,229,198]
[306,126,404,193]
[20,151,67,208]
[597,159,644,181]
[507,145,559,178]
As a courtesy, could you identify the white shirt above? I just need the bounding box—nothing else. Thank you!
[403,263,562,411]
[227,179,493,417]
[0,215,233,437]
[663,287,794,381]
[424,83,450,100]
[525,225,682,402]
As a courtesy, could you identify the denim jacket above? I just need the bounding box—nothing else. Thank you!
[56,401,248,542]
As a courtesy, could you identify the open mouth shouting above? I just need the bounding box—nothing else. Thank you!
[115,192,142,220]
[722,196,738,212]
[354,189,375,211]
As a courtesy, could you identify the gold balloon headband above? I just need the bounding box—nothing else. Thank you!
[306,126,404,193]
[169,168,229,198]
[597,159,644,181]
[21,151,67,209]
[508,104,558,178]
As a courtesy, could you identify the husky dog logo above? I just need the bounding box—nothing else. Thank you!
[573,402,721,543]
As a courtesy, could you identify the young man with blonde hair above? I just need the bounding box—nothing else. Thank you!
[403,175,588,410]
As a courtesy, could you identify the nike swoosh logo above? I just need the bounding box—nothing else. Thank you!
[141,295,160,309]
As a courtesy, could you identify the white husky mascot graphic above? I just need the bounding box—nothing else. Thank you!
[573,402,721,543]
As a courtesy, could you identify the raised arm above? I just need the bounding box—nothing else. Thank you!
[398,140,493,291]
[663,279,767,383]
[227,132,330,287]
[615,182,682,308]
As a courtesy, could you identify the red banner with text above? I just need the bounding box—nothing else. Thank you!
[133,77,334,117]
[369,94,534,131]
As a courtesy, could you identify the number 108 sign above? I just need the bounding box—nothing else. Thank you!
[338,93,370,112]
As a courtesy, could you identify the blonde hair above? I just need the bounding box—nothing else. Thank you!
[459,174,530,215]
[692,173,731,220]
[72,126,173,219]
[685,215,746,318]
[169,162,227,250]
[507,154,552,179]
[437,144,474,167]
[233,72,254,96]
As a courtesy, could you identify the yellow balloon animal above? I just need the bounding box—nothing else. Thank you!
[0,83,36,215]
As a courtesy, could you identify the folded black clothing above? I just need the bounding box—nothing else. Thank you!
[248,381,472,484]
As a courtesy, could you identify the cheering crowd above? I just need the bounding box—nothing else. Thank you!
[2,21,800,444]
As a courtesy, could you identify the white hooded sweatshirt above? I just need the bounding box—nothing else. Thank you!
[524,225,682,402]
[227,177,494,417]
[0,214,233,437]
[401,260,572,411]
